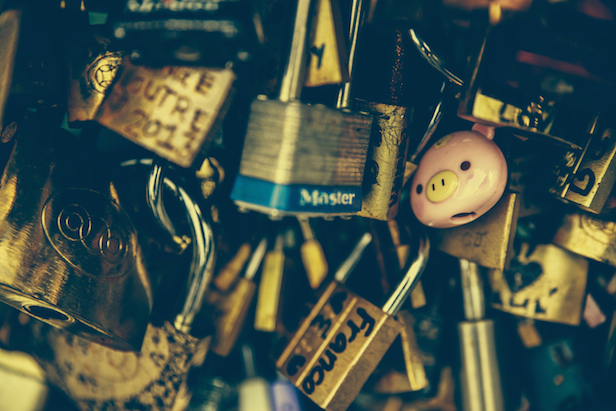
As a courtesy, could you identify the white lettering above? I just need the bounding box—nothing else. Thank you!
[298,189,356,207]
[342,194,349,205]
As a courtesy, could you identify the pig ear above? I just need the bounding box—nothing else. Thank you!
[471,123,495,140]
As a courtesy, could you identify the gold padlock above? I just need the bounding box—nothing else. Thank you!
[547,114,616,214]
[67,28,124,125]
[0,112,151,351]
[277,232,429,411]
[487,242,588,326]
[255,230,287,332]
[431,192,520,271]
[206,237,268,357]
[28,158,217,411]
[299,218,329,289]
[95,57,236,168]
[552,212,616,267]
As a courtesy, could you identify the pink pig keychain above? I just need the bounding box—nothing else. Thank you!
[410,124,507,228]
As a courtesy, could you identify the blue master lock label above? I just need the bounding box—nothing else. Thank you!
[231,175,362,214]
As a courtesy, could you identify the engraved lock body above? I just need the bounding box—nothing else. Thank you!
[276,232,429,411]
[0,113,151,351]
[547,114,616,214]
[457,2,616,150]
[95,57,236,168]
[29,161,216,411]
[230,0,372,217]
[113,0,263,67]
[353,26,413,221]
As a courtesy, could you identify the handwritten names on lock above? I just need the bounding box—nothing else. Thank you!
[95,58,235,168]
[42,188,136,279]
[277,284,400,404]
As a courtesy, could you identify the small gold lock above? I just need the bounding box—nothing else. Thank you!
[206,238,268,357]
[277,232,429,411]
[431,192,520,271]
[487,243,588,326]
[254,231,286,332]
[298,218,329,289]
[547,115,616,214]
[553,212,616,267]
[95,57,236,168]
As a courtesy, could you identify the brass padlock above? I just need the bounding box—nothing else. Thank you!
[29,162,216,411]
[0,112,151,351]
[431,192,520,271]
[487,242,588,326]
[354,26,412,221]
[547,114,616,214]
[206,237,268,357]
[303,0,349,87]
[276,232,429,411]
[67,28,124,125]
[95,57,236,168]
[552,211,616,267]
[298,218,329,289]
[457,3,615,150]
[255,230,287,332]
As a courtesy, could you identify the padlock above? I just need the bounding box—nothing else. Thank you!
[487,242,589,326]
[230,0,373,217]
[29,165,215,411]
[206,237,267,357]
[353,26,412,221]
[95,57,236,168]
[457,1,616,150]
[298,218,328,289]
[255,230,286,333]
[276,231,429,411]
[66,28,124,125]
[112,0,264,67]
[546,114,616,214]
[430,191,520,271]
[212,241,252,293]
[457,259,505,411]
[410,124,508,228]
[238,344,275,411]
[303,0,349,87]
[0,112,151,351]
[552,211,616,267]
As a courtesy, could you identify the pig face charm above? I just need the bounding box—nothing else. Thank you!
[410,128,507,228]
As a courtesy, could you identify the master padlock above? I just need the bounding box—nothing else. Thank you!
[276,231,430,411]
[0,112,151,352]
[29,159,216,411]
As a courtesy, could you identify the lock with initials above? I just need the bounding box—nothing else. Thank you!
[276,232,429,411]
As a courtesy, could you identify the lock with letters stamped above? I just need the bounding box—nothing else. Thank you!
[95,57,236,168]
[230,0,372,217]
[276,230,429,411]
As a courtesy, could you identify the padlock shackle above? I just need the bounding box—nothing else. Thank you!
[334,232,372,283]
[336,0,367,109]
[147,157,182,243]
[279,0,315,102]
[382,233,430,315]
[245,237,268,281]
[408,28,463,87]
[409,81,445,164]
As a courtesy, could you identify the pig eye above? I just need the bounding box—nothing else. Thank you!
[416,184,423,194]
[461,161,471,170]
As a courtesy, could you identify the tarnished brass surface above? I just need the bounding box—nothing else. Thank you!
[549,122,616,214]
[553,212,616,266]
[31,322,206,411]
[277,282,402,411]
[488,243,588,325]
[254,248,285,332]
[96,58,236,168]
[431,192,519,271]
[304,0,348,87]
[0,9,19,131]
[207,278,257,357]
[356,100,410,221]
[67,30,123,124]
[0,115,152,351]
